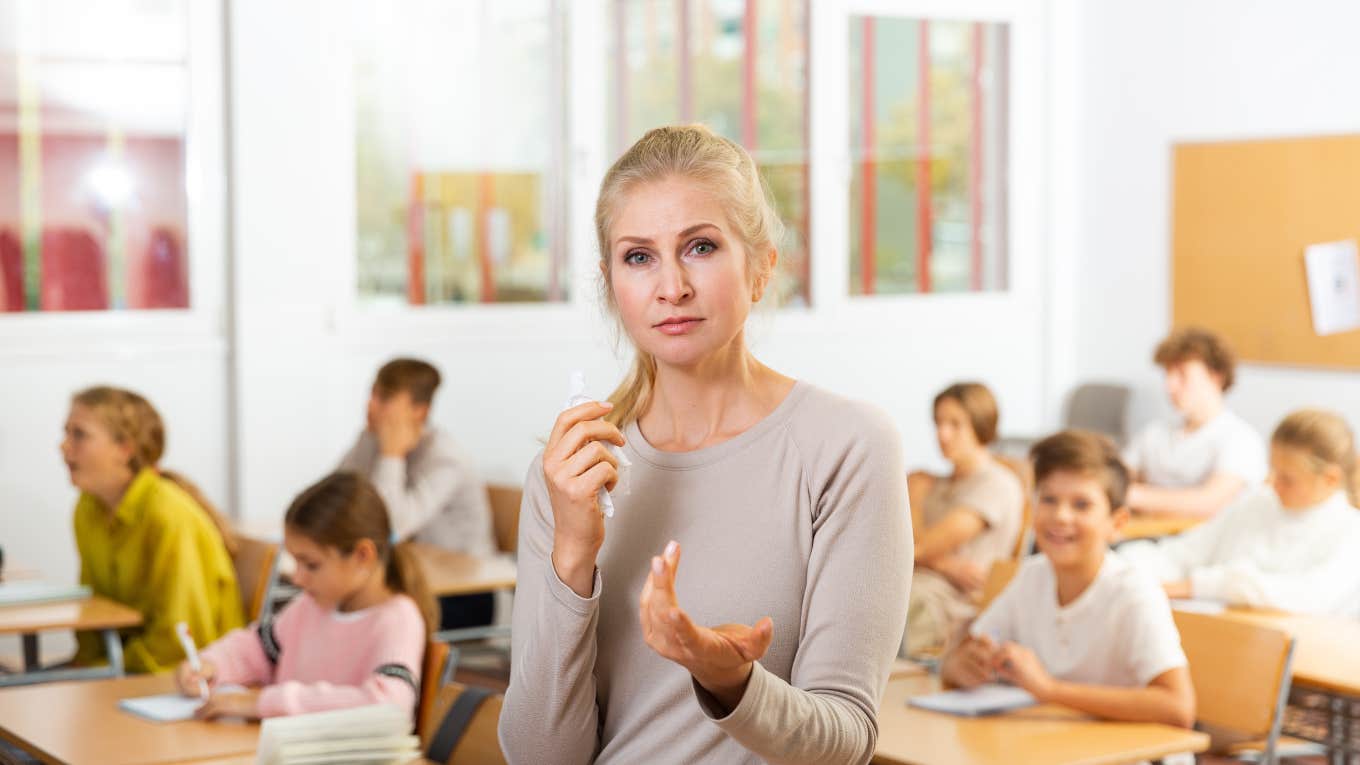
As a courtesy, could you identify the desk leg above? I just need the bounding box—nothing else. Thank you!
[21,634,38,671]
[102,629,125,678]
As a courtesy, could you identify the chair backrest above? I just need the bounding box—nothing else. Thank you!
[978,558,1020,612]
[417,639,452,739]
[994,454,1034,559]
[421,682,506,765]
[1063,383,1132,446]
[1173,611,1294,748]
[232,536,280,622]
[485,485,522,555]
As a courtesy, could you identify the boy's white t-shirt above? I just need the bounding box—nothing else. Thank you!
[971,551,1187,688]
[1123,409,1266,490]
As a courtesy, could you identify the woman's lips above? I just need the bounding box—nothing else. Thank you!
[655,318,703,335]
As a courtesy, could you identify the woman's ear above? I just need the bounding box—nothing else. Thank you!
[1319,463,1344,491]
[752,248,779,302]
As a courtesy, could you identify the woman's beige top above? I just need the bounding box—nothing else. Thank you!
[499,382,912,764]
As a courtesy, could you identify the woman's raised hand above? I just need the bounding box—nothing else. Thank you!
[639,541,774,713]
[544,400,625,597]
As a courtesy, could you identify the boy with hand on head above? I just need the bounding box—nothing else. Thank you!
[338,358,497,628]
[941,430,1196,729]
[1123,327,1266,518]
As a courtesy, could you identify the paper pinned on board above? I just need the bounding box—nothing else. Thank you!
[562,371,631,518]
[1304,239,1360,336]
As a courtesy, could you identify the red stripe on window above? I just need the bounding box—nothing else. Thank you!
[742,0,758,149]
[407,173,425,305]
[477,172,496,302]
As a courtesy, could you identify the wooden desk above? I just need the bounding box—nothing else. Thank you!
[890,658,928,679]
[872,675,1209,765]
[1119,513,1202,542]
[0,595,142,687]
[1213,609,1360,697]
[406,543,516,598]
[236,524,517,599]
[0,673,258,765]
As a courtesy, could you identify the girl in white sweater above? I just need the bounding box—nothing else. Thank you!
[1122,409,1360,617]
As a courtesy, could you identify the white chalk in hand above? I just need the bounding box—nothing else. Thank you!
[562,370,630,517]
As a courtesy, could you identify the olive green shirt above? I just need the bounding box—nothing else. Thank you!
[73,469,244,673]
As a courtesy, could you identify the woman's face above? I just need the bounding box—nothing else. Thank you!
[606,176,771,370]
[60,404,134,497]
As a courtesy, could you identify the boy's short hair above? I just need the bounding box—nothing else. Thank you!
[374,358,442,405]
[1030,429,1130,510]
[933,382,1000,445]
[1153,326,1236,392]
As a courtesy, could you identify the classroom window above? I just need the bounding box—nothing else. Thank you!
[354,0,569,306]
[849,17,1009,296]
[610,0,811,307]
[0,0,191,312]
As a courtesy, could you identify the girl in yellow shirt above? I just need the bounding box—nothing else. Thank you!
[62,386,244,673]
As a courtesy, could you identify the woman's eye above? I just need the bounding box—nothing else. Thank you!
[624,251,649,266]
[692,240,715,256]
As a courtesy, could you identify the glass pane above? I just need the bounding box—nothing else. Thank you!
[610,0,810,307]
[849,16,1009,296]
[0,0,190,312]
[354,0,568,306]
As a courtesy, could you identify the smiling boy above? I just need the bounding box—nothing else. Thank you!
[941,429,1195,728]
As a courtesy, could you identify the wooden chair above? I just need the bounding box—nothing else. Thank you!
[232,535,280,622]
[485,484,522,555]
[420,682,507,765]
[977,558,1020,612]
[416,639,452,740]
[1173,611,1296,764]
[994,454,1034,559]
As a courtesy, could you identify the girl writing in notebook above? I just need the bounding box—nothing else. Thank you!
[499,125,911,764]
[177,472,435,721]
[63,386,243,672]
[1123,409,1360,616]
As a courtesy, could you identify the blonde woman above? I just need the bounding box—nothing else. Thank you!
[62,386,243,672]
[500,126,912,764]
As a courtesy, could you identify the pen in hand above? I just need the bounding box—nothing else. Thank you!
[176,621,210,700]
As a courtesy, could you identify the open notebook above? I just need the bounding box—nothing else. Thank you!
[256,704,419,765]
[908,683,1037,717]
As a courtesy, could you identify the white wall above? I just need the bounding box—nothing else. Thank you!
[1067,0,1360,436]
[227,0,1059,527]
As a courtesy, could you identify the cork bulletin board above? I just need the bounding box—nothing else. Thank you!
[1171,134,1360,368]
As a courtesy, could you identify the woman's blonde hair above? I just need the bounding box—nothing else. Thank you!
[595,124,784,427]
[1271,409,1360,506]
[71,386,238,556]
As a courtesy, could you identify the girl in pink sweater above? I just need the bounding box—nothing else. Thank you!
[176,472,436,720]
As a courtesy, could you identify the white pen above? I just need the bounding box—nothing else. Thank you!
[175,621,210,700]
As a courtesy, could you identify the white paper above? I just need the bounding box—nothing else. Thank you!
[907,683,1036,717]
[1304,239,1360,336]
[562,370,631,518]
[119,685,247,722]
[0,581,90,606]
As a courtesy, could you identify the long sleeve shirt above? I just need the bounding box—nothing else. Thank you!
[201,592,426,719]
[73,468,245,673]
[1121,487,1360,616]
[498,381,913,764]
[338,427,496,556]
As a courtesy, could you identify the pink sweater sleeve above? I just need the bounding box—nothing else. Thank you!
[256,597,427,720]
[200,601,300,688]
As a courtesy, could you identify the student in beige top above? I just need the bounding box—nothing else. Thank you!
[498,125,912,765]
[904,382,1023,656]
